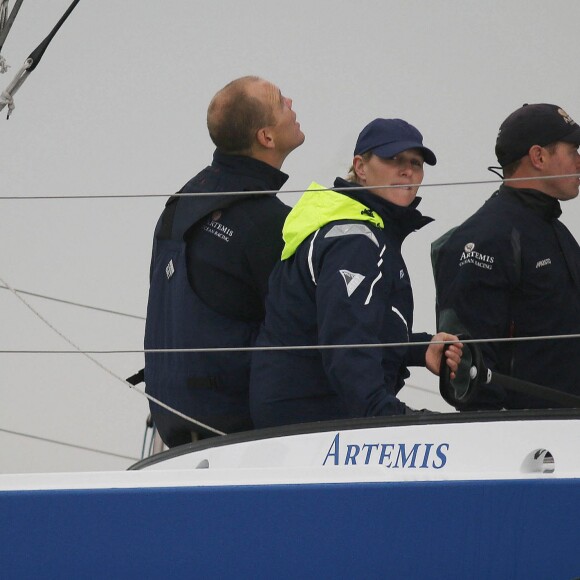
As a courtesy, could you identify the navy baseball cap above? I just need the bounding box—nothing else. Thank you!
[353,118,437,166]
[496,103,580,167]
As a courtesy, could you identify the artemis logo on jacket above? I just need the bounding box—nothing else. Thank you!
[203,219,235,242]
[322,432,449,469]
[458,242,495,271]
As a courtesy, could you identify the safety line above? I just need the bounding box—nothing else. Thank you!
[0,173,578,200]
[0,284,145,320]
[1,332,579,355]
[0,427,139,461]
[0,274,226,436]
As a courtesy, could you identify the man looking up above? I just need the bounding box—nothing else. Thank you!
[145,76,305,446]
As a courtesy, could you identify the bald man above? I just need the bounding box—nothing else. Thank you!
[144,76,304,447]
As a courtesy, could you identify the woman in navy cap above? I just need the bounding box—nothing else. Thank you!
[250,118,462,428]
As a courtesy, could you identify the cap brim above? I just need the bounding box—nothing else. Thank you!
[372,141,437,166]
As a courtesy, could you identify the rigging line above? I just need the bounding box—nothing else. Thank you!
[0,0,25,55]
[2,332,580,355]
[25,0,81,73]
[0,173,579,200]
[0,284,145,320]
[0,427,139,461]
[0,0,81,117]
[0,274,226,437]
[402,382,438,396]
[0,50,26,113]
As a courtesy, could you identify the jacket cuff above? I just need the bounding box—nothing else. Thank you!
[406,332,432,367]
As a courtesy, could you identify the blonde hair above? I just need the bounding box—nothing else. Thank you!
[345,152,373,183]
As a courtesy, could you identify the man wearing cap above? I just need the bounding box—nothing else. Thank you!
[432,103,580,410]
[250,118,463,428]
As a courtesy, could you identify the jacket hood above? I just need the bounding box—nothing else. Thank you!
[281,182,384,260]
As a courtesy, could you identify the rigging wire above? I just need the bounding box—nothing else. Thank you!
[0,0,80,118]
[0,332,578,355]
[0,173,579,200]
[0,273,463,445]
[0,0,25,73]
[0,427,139,461]
[0,286,437,401]
[2,171,580,446]
[0,273,226,437]
[0,284,145,320]
[1,6,577,459]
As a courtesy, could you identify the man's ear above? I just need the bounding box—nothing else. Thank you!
[528,144,546,170]
[256,127,275,149]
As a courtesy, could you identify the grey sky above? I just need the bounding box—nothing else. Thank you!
[1,0,579,473]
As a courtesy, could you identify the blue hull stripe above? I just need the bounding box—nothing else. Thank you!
[1,479,579,579]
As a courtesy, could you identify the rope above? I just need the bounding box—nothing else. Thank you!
[0,56,29,117]
[1,333,579,355]
[0,274,226,437]
[0,283,436,400]
[3,277,578,438]
[0,284,145,320]
[0,172,577,200]
[2,171,579,440]
[0,427,139,461]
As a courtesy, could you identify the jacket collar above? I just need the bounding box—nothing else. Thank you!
[333,177,434,239]
[212,150,289,191]
[162,152,288,241]
[498,184,562,220]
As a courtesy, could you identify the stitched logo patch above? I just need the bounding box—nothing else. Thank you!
[339,270,365,297]
[558,108,576,126]
[166,259,175,279]
[458,242,495,270]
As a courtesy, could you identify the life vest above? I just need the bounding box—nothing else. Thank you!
[144,194,257,446]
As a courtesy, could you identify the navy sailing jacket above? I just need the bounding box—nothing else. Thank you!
[144,151,289,446]
[250,178,433,429]
[432,185,580,409]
